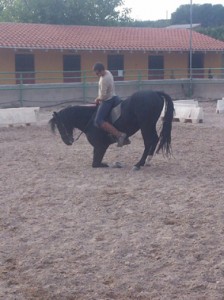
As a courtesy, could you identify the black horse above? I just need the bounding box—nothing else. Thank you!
[49,90,174,170]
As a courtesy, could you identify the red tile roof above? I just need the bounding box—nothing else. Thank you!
[0,22,224,52]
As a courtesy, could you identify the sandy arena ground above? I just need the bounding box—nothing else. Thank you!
[1,101,224,299]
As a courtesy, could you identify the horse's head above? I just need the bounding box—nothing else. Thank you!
[49,111,74,146]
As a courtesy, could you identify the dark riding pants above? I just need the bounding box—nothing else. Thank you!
[94,96,120,127]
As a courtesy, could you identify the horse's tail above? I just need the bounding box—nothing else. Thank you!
[156,91,174,156]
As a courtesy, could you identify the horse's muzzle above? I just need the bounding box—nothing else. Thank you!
[62,135,74,146]
[53,113,74,146]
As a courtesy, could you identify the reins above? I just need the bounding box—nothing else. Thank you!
[54,104,97,143]
[74,130,84,142]
[73,106,97,142]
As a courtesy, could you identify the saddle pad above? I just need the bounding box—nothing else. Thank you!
[111,103,122,124]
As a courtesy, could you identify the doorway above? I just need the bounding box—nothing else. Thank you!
[189,53,204,78]
[107,55,124,81]
[63,55,81,83]
[148,55,164,80]
[15,54,35,84]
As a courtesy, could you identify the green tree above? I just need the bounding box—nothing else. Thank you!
[0,0,132,25]
[171,3,224,27]
[170,3,224,41]
[171,4,192,25]
[130,19,170,28]
[197,26,224,41]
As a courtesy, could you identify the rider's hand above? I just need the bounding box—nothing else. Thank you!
[95,98,101,105]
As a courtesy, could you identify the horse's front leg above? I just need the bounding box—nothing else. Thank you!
[92,145,109,168]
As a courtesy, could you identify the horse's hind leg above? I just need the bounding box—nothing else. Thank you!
[134,124,158,170]
[92,146,109,168]
[145,129,159,165]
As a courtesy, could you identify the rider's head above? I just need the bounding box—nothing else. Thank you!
[93,62,105,77]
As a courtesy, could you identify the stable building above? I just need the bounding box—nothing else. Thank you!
[0,22,224,85]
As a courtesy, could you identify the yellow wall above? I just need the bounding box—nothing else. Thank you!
[0,48,223,84]
[81,51,107,82]
[81,50,150,81]
[35,50,63,83]
[164,52,189,79]
[0,49,16,84]
[80,50,149,81]
[204,52,222,78]
[124,51,148,80]
[77,50,149,82]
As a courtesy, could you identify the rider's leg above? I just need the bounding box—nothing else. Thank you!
[100,121,128,147]
[94,100,130,147]
[100,121,122,137]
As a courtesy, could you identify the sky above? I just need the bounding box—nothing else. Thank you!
[124,0,223,21]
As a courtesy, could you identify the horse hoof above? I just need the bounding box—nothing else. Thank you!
[111,162,123,168]
[101,163,109,168]
[145,155,153,166]
[132,166,140,171]
[92,163,109,168]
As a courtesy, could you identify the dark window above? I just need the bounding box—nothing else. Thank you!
[148,55,164,80]
[107,55,124,81]
[15,54,35,84]
[63,55,81,83]
[189,53,204,78]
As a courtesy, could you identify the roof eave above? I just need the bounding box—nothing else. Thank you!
[0,45,223,53]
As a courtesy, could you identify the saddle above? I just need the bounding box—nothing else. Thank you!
[110,102,122,124]
[104,96,122,125]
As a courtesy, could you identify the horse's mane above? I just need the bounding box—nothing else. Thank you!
[52,105,96,125]
[59,104,96,117]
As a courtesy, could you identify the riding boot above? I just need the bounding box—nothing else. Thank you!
[100,121,130,147]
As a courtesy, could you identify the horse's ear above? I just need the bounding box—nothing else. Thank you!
[53,112,60,121]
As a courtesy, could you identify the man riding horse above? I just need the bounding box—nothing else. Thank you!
[49,89,174,170]
[93,62,130,147]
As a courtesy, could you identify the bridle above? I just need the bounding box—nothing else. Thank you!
[74,111,96,141]
[53,112,74,145]
[53,110,95,143]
